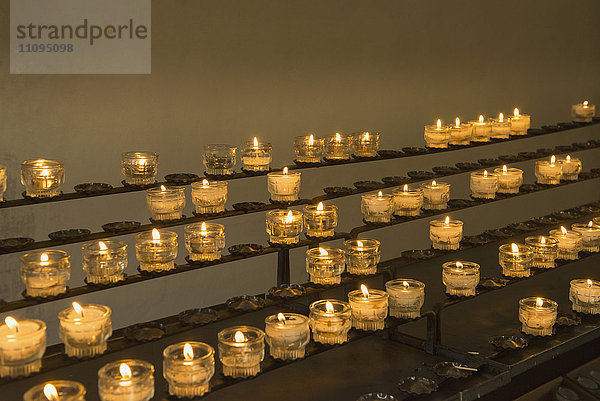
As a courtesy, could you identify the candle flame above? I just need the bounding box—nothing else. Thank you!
[403,184,408,192]
[541,236,546,244]
[377,191,383,198]
[360,284,369,298]
[436,119,442,129]
[502,165,507,173]
[309,134,314,145]
[43,384,59,401]
[317,202,324,211]
[364,132,370,140]
[234,331,246,342]
[120,363,132,380]
[566,155,571,162]
[511,243,519,252]
[589,221,594,227]
[253,137,259,147]
[357,240,363,249]
[319,247,328,256]
[431,180,437,186]
[583,100,588,107]
[200,222,207,235]
[444,216,450,224]
[550,155,556,165]
[4,317,18,331]
[284,210,294,223]
[41,253,49,262]
[561,226,568,235]
[283,167,288,175]
[403,281,409,289]
[536,298,543,308]
[160,185,167,191]
[277,313,286,323]
[514,108,520,117]
[478,115,484,123]
[325,301,334,313]
[335,132,342,142]
[587,279,593,287]
[151,228,161,241]
[183,343,194,361]
[455,117,460,128]
[456,262,463,268]
[139,158,147,166]
[499,112,504,122]
[99,241,108,251]
[483,170,488,177]
[40,169,51,177]
[72,302,84,317]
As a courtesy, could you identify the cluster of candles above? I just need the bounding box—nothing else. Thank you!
[294,132,380,162]
[535,155,583,184]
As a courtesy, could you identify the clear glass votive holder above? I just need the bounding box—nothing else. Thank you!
[571,102,595,122]
[348,288,389,331]
[392,186,423,216]
[0,165,6,201]
[470,171,498,199]
[20,159,64,198]
[324,133,352,160]
[352,132,380,157]
[24,380,86,401]
[524,236,558,268]
[510,111,530,136]
[146,186,186,221]
[306,247,345,285]
[361,192,394,223]
[98,359,155,401]
[519,297,557,336]
[557,156,582,181]
[241,139,272,172]
[82,240,128,284]
[429,218,463,250]
[264,313,310,360]
[535,159,562,185]
[449,122,472,146]
[266,209,303,245]
[303,203,338,237]
[0,318,46,378]
[184,222,225,262]
[294,135,323,163]
[549,228,583,260]
[569,279,600,314]
[469,117,492,142]
[135,230,178,272]
[493,166,523,194]
[344,238,381,275]
[203,144,237,176]
[309,299,352,344]
[421,181,450,210]
[121,152,158,186]
[385,279,425,319]
[491,115,511,139]
[424,123,450,148]
[442,261,480,297]
[218,326,265,378]
[571,222,600,252]
[499,243,533,277]
[191,180,228,214]
[163,341,215,398]
[267,169,301,202]
[59,303,112,358]
[20,250,71,297]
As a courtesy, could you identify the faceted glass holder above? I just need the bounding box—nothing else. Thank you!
[493,167,523,194]
[469,121,492,142]
[344,238,380,275]
[303,204,337,237]
[348,289,389,331]
[421,181,450,210]
[386,279,425,319]
[442,261,480,297]
[203,144,237,176]
[535,161,561,185]
[424,125,450,148]
[519,297,557,336]
[294,135,323,163]
[264,313,310,360]
[549,229,583,260]
[571,103,595,122]
[361,193,394,223]
[20,250,71,297]
[121,152,158,186]
[59,304,112,358]
[324,133,352,160]
[184,222,225,262]
[267,170,301,202]
[20,159,65,198]
[499,243,533,277]
[491,119,511,139]
[352,132,380,157]
[191,180,228,214]
[392,187,423,216]
[470,171,498,199]
[524,236,558,269]
[241,141,272,172]
[98,359,155,401]
[218,326,265,378]
[0,319,46,378]
[309,300,352,344]
[449,124,472,145]
[266,210,303,245]
[429,219,463,250]
[24,380,86,401]
[82,240,128,284]
[135,231,178,272]
[557,156,582,181]
[571,223,600,252]
[510,114,530,136]
[146,186,186,221]
[163,341,215,398]
[306,247,345,285]
[569,279,600,314]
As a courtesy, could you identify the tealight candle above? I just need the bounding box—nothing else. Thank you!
[121,152,158,186]
[499,243,533,277]
[306,247,345,285]
[218,326,265,378]
[535,155,562,185]
[344,238,381,275]
[361,191,394,223]
[442,261,480,297]
[266,209,303,245]
[424,119,450,148]
[348,285,389,331]
[264,313,310,360]
[510,108,531,136]
[490,113,511,139]
[184,222,225,261]
[429,216,463,250]
[352,131,380,157]
[571,221,600,252]
[324,132,352,160]
[267,167,301,202]
[0,317,46,378]
[146,185,186,221]
[470,170,498,199]
[241,137,272,172]
[135,229,178,272]
[20,159,65,198]
[557,155,582,181]
[203,144,237,176]
[571,100,595,122]
[58,302,112,358]
[385,279,425,319]
[98,359,155,401]
[549,226,583,260]
[0,165,6,201]
[191,179,228,214]
[163,342,215,398]
[420,181,450,210]
[20,250,71,297]
[519,297,557,336]
[82,240,128,284]
[392,185,423,216]
[448,117,472,146]
[569,279,600,314]
[294,134,323,163]
[469,115,491,142]
[493,165,523,194]
[303,202,338,237]
[524,236,559,268]
[24,381,86,401]
[309,299,352,344]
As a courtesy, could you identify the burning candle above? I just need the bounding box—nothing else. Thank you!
[0,165,6,202]
[429,216,463,250]
[241,137,272,172]
[121,152,158,186]
[184,222,225,262]
[267,167,301,202]
[305,247,345,285]
[20,159,65,198]
[569,279,600,314]
[491,112,511,139]
[20,250,71,297]
[361,191,394,223]
[519,297,557,336]
[421,181,450,210]
[524,236,559,268]
[266,209,303,245]
[218,326,265,378]
[163,341,215,398]
[352,131,380,157]
[348,285,389,331]
[385,279,425,319]
[392,184,423,216]
[82,240,128,284]
[203,144,237,176]
[499,243,533,277]
[23,381,86,401]
[448,117,472,146]
[309,299,352,344]
[424,119,450,148]
[135,228,178,272]
[470,170,499,199]
[571,221,600,252]
[557,155,582,181]
[58,302,112,358]
[191,179,228,214]
[0,317,46,378]
[469,115,491,142]
[303,202,338,237]
[549,226,583,260]
[294,134,323,163]
[442,261,480,297]
[535,155,562,185]
[510,108,531,136]
[344,238,381,275]
[324,132,352,160]
[98,360,155,401]
[493,165,523,194]
[571,100,595,122]
[264,313,310,360]
[146,185,186,221]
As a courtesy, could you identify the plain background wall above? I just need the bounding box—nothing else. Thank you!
[0,0,599,344]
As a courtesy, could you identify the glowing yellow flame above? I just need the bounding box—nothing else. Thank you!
[499,112,504,122]
[583,100,589,107]
[550,155,556,165]
[589,221,594,227]
[502,165,507,173]
[377,191,383,198]
[43,384,59,401]
[357,240,363,249]
[253,137,259,147]
[160,185,167,191]
[364,132,370,140]
[40,169,51,177]
[309,134,314,146]
[478,115,484,123]
[277,313,286,323]
[284,210,294,223]
[561,226,568,235]
[151,228,161,241]
[4,317,18,331]
[444,216,450,224]
[319,247,328,256]
[41,253,49,262]
[139,158,147,166]
[120,363,132,380]
[72,302,84,317]
[325,301,334,313]
[455,117,460,127]
[403,184,408,192]
[587,279,593,287]
[483,170,488,177]
[335,133,342,142]
[234,331,246,342]
[283,167,288,175]
[317,202,324,211]
[360,284,369,298]
[541,236,546,244]
[403,281,409,289]
[202,179,209,187]
[183,343,194,361]
[536,298,543,308]
[456,262,463,268]
[200,222,207,235]
[566,155,571,162]
[511,243,519,252]
[514,108,520,117]
[436,119,442,129]
[431,180,437,186]
[99,241,108,251]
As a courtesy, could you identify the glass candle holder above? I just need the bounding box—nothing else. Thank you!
[420,181,450,210]
[121,152,158,186]
[352,131,380,157]
[218,326,265,378]
[163,341,215,398]
[191,179,228,214]
[98,359,155,401]
[469,116,491,142]
[267,168,301,202]
[571,221,600,252]
[344,238,381,275]
[20,250,71,297]
[294,135,323,163]
[510,108,530,136]
[448,119,472,146]
[184,222,225,262]
[303,202,338,237]
[0,317,46,378]
[549,227,583,260]
[348,286,389,331]
[424,120,450,148]
[324,133,352,160]
[264,313,310,360]
[0,165,6,201]
[571,101,595,122]
[557,155,582,181]
[241,138,272,172]
[470,170,498,199]
[146,186,186,221]
[519,297,557,336]
[82,240,128,284]
[392,185,423,216]
[490,113,511,139]
[442,261,480,297]
[203,144,237,176]
[309,299,352,344]
[385,279,425,319]
[58,303,112,358]
[306,247,345,285]
[266,209,303,245]
[535,156,562,185]
[429,217,463,250]
[24,381,86,401]
[499,243,533,277]
[361,192,394,223]
[524,236,559,268]
[20,159,64,198]
[135,229,178,272]
[569,279,600,314]
[493,166,523,194]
